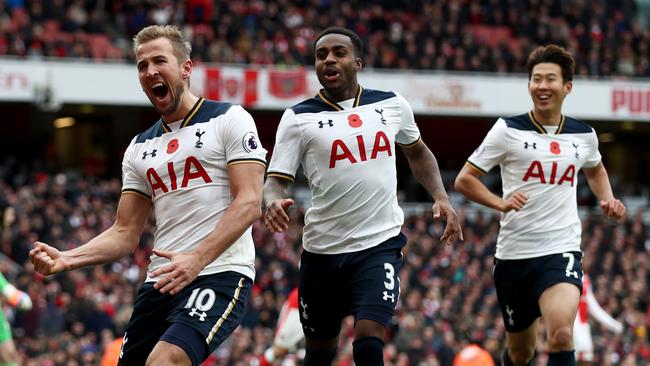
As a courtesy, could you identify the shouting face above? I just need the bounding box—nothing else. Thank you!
[136,37,191,119]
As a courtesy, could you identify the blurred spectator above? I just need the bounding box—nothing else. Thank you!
[1,1,650,77]
[0,155,647,364]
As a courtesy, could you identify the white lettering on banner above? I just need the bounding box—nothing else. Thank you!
[2,59,650,121]
[612,88,650,115]
[424,81,482,110]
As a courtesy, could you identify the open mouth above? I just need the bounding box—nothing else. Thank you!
[323,70,340,82]
[152,84,169,100]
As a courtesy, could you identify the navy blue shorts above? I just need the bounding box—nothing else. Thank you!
[298,233,407,339]
[118,271,252,366]
[493,251,583,332]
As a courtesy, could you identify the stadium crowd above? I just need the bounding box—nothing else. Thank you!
[1,0,649,77]
[0,157,648,365]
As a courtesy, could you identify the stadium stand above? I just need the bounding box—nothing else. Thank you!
[1,0,649,365]
[0,0,649,77]
[0,162,647,365]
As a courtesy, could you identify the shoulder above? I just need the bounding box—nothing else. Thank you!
[501,113,536,131]
[197,99,236,120]
[359,88,397,105]
[561,116,594,134]
[134,121,164,144]
[290,97,331,115]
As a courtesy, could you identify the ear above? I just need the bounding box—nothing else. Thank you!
[564,80,573,95]
[354,57,362,71]
[181,59,193,80]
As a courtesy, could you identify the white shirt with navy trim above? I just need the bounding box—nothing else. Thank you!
[467,112,601,260]
[122,99,267,281]
[267,88,420,254]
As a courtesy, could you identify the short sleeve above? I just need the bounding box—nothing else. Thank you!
[394,93,421,146]
[220,105,268,167]
[266,109,303,182]
[582,128,602,168]
[467,118,508,174]
[121,136,151,198]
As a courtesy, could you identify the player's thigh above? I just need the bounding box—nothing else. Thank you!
[348,242,404,328]
[537,252,583,331]
[539,282,581,333]
[298,250,347,340]
[119,283,173,365]
[163,272,252,365]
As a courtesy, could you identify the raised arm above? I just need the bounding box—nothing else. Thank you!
[30,192,151,275]
[401,140,462,243]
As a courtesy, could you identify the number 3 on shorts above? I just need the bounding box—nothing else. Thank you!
[562,253,579,279]
[383,263,395,290]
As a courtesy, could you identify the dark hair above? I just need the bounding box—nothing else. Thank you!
[527,44,575,82]
[314,27,363,57]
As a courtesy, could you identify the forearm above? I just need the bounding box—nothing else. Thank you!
[263,177,291,207]
[455,172,504,211]
[64,225,139,270]
[192,196,262,268]
[585,164,615,202]
[404,144,448,201]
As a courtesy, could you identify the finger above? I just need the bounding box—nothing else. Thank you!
[432,204,441,219]
[154,273,176,291]
[150,265,174,281]
[152,249,173,260]
[281,199,294,211]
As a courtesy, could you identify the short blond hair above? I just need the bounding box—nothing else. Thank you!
[133,25,191,61]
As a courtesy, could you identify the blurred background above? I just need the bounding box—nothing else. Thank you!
[0,0,648,365]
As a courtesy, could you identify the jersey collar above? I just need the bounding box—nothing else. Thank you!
[528,111,566,135]
[316,85,363,111]
[160,98,205,133]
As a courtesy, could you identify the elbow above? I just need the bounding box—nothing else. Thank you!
[240,195,263,223]
[454,175,466,194]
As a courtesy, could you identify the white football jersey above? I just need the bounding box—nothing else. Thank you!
[267,88,420,254]
[121,98,267,281]
[467,112,601,259]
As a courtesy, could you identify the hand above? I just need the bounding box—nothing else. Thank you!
[501,191,528,212]
[600,198,625,219]
[264,198,294,233]
[149,249,203,295]
[432,199,463,244]
[29,242,69,275]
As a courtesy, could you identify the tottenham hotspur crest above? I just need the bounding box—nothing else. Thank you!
[242,132,259,152]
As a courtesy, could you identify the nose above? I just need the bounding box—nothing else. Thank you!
[146,64,159,78]
[324,52,336,64]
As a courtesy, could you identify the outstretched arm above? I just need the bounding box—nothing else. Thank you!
[151,162,265,294]
[586,287,623,333]
[30,192,151,275]
[454,163,528,212]
[583,163,626,219]
[401,140,462,244]
[263,176,294,233]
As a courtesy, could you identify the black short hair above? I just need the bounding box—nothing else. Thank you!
[314,27,363,57]
[527,44,575,83]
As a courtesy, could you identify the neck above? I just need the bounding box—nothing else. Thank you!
[323,84,359,103]
[532,108,562,126]
[162,92,199,123]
